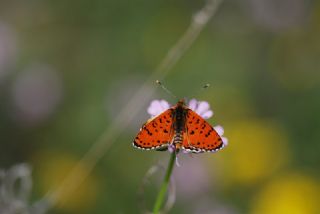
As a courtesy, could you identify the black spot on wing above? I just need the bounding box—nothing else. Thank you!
[144,127,152,136]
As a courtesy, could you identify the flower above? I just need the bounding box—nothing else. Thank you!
[188,99,213,119]
[214,125,228,146]
[147,99,170,117]
[251,173,320,214]
[146,98,228,154]
[147,98,214,119]
[168,144,176,153]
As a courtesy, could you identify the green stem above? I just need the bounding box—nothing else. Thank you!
[153,152,176,214]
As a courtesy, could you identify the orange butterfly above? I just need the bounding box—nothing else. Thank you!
[133,99,225,153]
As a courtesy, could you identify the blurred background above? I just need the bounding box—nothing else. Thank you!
[0,0,320,213]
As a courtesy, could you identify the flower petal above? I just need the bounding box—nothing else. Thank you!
[182,149,191,154]
[195,101,210,115]
[147,100,169,117]
[188,99,198,111]
[221,136,228,146]
[201,110,213,119]
[168,144,175,153]
[214,125,224,136]
[159,99,170,111]
[147,100,162,116]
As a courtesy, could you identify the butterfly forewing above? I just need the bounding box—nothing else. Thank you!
[182,109,224,153]
[133,108,174,150]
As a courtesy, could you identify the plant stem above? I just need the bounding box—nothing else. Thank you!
[153,152,176,214]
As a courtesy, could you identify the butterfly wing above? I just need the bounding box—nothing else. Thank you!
[182,109,224,153]
[133,108,174,150]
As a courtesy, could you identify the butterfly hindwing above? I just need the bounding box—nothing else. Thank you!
[133,108,174,150]
[182,109,224,153]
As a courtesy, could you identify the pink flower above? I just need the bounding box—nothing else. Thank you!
[147,99,170,117]
[214,125,228,146]
[146,98,214,119]
[188,99,213,119]
[146,99,228,154]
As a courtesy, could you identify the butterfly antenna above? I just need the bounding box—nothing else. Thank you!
[189,83,210,98]
[156,80,177,99]
[203,83,210,89]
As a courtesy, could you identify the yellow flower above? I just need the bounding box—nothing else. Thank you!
[209,119,290,187]
[251,173,320,214]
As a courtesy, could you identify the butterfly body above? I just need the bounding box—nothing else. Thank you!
[171,100,186,148]
[133,99,224,153]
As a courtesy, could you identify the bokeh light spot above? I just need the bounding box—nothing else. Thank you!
[211,119,290,187]
[33,151,100,213]
[251,173,320,214]
[11,63,63,126]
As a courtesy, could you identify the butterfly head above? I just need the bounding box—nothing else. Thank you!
[177,99,186,107]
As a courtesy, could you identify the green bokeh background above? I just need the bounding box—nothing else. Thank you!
[1,0,320,213]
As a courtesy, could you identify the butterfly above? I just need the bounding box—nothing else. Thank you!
[133,99,225,153]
